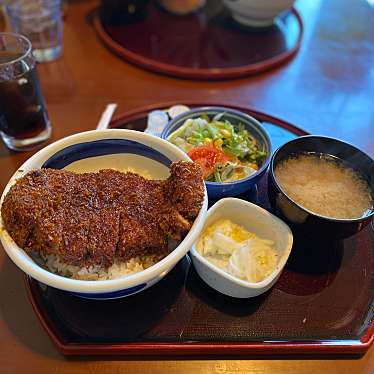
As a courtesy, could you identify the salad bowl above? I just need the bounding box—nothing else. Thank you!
[161,107,272,199]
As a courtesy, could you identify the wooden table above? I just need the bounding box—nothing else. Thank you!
[1,0,373,372]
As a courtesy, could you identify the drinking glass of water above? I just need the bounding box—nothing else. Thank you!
[6,0,63,62]
[0,32,52,150]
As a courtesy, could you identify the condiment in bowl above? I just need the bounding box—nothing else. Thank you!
[190,198,293,298]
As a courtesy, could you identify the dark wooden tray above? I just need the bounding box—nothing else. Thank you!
[25,103,374,357]
[93,1,303,80]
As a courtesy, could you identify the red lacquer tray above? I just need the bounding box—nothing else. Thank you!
[93,1,303,80]
[25,103,374,357]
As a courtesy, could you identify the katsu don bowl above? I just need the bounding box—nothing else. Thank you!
[0,129,208,299]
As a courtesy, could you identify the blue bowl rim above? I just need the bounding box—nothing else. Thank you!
[269,134,374,223]
[161,106,272,187]
[41,138,173,169]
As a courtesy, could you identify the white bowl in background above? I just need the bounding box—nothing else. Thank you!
[190,197,293,298]
[0,129,208,299]
[223,0,296,28]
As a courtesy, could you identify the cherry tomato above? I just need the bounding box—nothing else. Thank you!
[188,146,229,178]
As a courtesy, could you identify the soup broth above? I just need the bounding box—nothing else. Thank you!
[275,153,372,219]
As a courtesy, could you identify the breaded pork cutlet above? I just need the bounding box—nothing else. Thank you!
[1,161,204,268]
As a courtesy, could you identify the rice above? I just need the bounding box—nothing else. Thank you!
[30,251,165,281]
[28,238,180,280]
[275,153,372,219]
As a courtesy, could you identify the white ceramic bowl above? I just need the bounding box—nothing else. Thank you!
[0,129,208,299]
[190,198,293,298]
[223,0,296,27]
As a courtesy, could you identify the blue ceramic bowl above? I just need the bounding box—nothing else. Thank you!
[161,107,272,199]
[0,129,208,299]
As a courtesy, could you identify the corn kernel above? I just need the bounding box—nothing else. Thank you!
[204,138,213,145]
[220,129,231,138]
[214,139,223,149]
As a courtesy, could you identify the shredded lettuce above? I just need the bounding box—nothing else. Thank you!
[168,113,267,182]
[207,162,256,183]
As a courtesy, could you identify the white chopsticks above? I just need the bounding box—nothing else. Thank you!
[96,103,117,130]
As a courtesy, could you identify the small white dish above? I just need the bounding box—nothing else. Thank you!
[223,0,295,28]
[190,198,293,298]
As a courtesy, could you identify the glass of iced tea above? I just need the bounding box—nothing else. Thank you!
[0,32,51,151]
